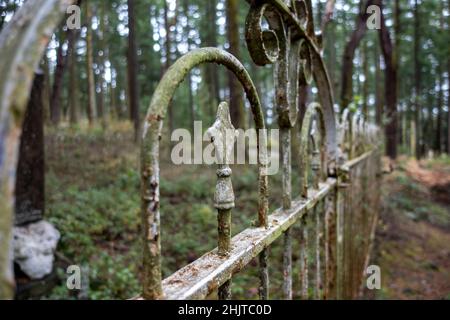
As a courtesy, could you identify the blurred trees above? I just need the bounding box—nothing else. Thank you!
[226,0,246,128]
[0,0,448,156]
[127,0,140,141]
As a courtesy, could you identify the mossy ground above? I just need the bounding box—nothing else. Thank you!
[365,156,450,300]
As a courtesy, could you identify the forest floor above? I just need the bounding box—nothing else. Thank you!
[41,124,450,300]
[370,156,450,299]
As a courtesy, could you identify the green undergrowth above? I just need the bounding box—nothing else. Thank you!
[390,162,450,229]
[370,157,450,300]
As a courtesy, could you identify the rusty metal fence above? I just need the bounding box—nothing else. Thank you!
[138,0,382,300]
[0,0,382,300]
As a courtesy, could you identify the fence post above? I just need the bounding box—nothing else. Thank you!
[207,102,237,300]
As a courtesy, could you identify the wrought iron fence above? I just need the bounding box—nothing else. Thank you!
[138,0,382,300]
[0,0,382,300]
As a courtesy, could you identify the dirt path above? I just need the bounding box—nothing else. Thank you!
[370,158,450,299]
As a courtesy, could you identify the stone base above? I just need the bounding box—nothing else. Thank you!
[13,220,60,280]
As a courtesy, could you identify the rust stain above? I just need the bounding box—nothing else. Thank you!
[147,114,162,122]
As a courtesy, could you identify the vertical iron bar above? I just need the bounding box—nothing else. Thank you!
[283,228,293,300]
[218,208,232,299]
[300,216,309,299]
[259,248,269,300]
[281,128,292,210]
[347,172,354,298]
[308,212,315,300]
[336,173,348,300]
[281,127,292,300]
[324,191,335,299]
[217,209,231,256]
[311,137,322,300]
[315,204,322,300]
[141,126,163,299]
[324,200,330,300]
[219,279,232,300]
[208,102,237,300]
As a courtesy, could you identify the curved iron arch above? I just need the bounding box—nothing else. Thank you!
[298,102,327,197]
[140,47,270,299]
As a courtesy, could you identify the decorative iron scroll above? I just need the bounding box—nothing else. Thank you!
[245,0,337,167]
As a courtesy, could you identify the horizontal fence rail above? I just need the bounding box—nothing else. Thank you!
[150,179,335,300]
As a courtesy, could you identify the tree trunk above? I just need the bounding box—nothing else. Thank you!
[226,0,246,128]
[182,0,195,132]
[435,1,445,154]
[362,40,369,119]
[110,81,117,120]
[322,0,338,107]
[49,31,65,126]
[375,45,383,126]
[317,0,323,29]
[127,0,140,142]
[447,0,449,154]
[321,0,336,32]
[163,0,174,134]
[378,0,398,159]
[448,56,450,155]
[436,69,443,154]
[50,0,82,126]
[394,0,402,146]
[15,72,45,226]
[85,0,96,125]
[97,0,107,127]
[68,30,79,125]
[208,0,220,105]
[202,0,221,120]
[340,0,375,112]
[423,93,434,156]
[413,0,422,159]
[324,20,338,97]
